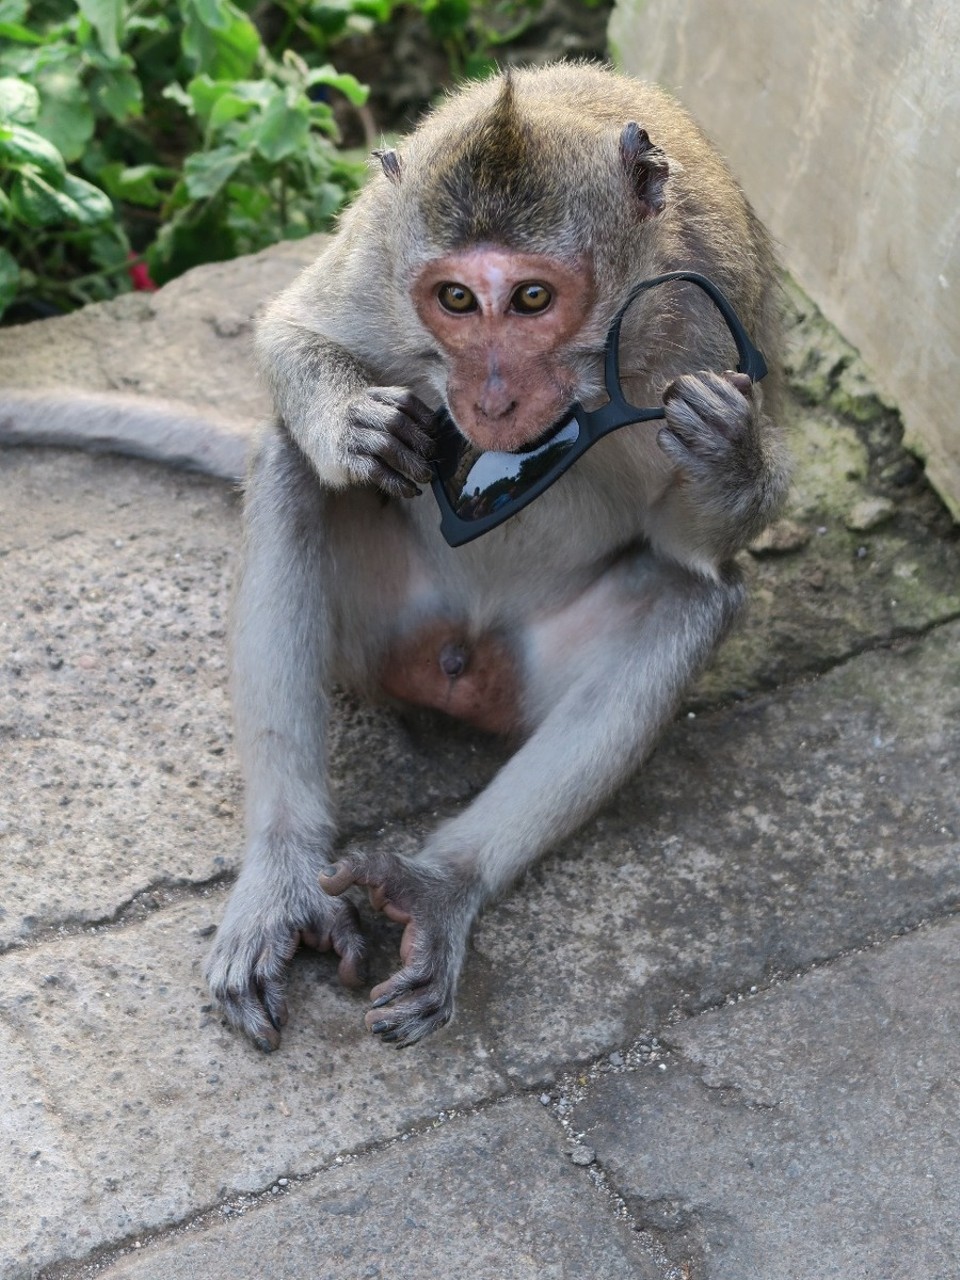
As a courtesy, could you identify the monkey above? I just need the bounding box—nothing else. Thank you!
[0,63,789,1051]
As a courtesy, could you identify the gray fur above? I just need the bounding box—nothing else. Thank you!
[2,65,791,1050]
[221,66,789,1048]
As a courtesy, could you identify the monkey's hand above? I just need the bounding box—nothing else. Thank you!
[343,387,436,499]
[205,863,366,1052]
[321,851,483,1047]
[656,370,787,565]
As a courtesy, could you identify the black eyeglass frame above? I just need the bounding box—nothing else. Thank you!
[429,269,769,548]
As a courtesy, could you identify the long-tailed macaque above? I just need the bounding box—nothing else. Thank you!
[1,64,788,1050]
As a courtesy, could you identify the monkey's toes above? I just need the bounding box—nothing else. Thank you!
[362,963,455,1047]
[300,897,368,988]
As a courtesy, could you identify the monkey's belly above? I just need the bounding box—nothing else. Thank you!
[379,623,521,734]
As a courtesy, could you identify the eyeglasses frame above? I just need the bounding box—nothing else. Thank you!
[429,269,769,548]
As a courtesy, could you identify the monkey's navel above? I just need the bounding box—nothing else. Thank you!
[439,640,469,679]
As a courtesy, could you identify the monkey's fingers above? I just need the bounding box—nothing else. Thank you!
[331,898,368,988]
[319,860,363,896]
[364,386,435,432]
[366,882,412,926]
[351,434,432,499]
[320,850,417,905]
[300,897,368,988]
[722,370,754,398]
[662,370,757,447]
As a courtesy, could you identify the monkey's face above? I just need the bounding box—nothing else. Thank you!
[412,248,596,453]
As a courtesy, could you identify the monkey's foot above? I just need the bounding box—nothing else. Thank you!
[205,888,366,1052]
[320,850,482,1048]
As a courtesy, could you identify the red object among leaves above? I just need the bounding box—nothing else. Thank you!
[127,253,158,292]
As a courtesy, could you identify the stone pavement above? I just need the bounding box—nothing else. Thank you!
[1,243,958,1280]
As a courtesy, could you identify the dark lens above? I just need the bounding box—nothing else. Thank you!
[440,416,581,521]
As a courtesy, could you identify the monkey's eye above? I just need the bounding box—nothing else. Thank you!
[510,283,552,314]
[438,283,478,313]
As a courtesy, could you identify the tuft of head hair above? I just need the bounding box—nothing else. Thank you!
[422,70,568,250]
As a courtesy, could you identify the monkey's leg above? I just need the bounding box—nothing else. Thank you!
[322,556,745,1046]
[204,425,370,1051]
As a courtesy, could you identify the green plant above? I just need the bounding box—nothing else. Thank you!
[418,0,544,79]
[268,0,551,80]
[0,0,369,320]
[0,0,591,322]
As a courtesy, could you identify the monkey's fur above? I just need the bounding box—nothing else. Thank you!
[1,65,789,1050]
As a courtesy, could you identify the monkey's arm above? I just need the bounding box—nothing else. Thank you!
[321,555,744,1046]
[647,371,790,576]
[255,250,436,498]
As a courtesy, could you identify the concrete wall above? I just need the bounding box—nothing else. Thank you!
[610,0,960,519]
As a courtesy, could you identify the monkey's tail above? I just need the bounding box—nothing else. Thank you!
[0,389,250,483]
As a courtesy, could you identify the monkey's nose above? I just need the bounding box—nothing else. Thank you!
[475,394,518,420]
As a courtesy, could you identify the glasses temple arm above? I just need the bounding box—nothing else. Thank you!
[603,270,768,397]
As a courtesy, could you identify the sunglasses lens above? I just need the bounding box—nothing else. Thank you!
[437,416,581,521]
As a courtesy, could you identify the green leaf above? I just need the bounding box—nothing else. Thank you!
[182,3,260,79]
[125,14,172,36]
[147,201,237,283]
[306,99,338,138]
[463,53,498,80]
[187,74,267,127]
[88,225,130,270]
[224,178,269,221]
[0,244,19,315]
[92,65,143,121]
[422,0,470,39]
[10,166,75,225]
[182,144,248,198]
[0,21,42,45]
[0,1,29,23]
[77,0,123,60]
[354,0,394,20]
[190,0,231,30]
[251,95,309,163]
[0,123,66,179]
[0,76,38,124]
[60,172,114,223]
[98,161,171,206]
[310,180,346,222]
[209,90,257,130]
[305,65,369,107]
[0,183,11,225]
[34,70,96,162]
[162,82,194,112]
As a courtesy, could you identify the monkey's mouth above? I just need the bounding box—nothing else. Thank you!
[430,270,768,548]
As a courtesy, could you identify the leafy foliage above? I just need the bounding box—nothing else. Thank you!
[0,0,566,321]
[0,0,369,318]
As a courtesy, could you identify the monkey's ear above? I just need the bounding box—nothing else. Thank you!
[373,148,402,185]
[619,122,669,219]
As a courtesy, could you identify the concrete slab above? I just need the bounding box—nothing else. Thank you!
[477,621,960,1081]
[571,915,960,1279]
[7,620,955,1276]
[1,209,958,1280]
[0,237,323,427]
[0,896,506,1279]
[0,449,502,946]
[89,1099,663,1280]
